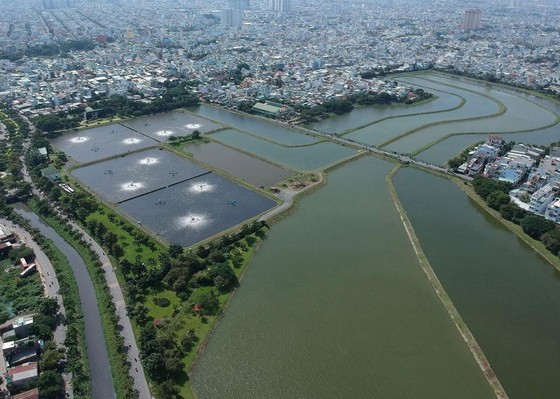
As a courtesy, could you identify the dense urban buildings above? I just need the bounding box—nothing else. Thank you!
[0,0,558,115]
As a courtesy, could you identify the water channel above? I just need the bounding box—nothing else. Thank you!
[13,204,115,399]
[209,129,358,171]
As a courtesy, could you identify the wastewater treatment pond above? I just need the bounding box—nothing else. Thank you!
[187,141,294,187]
[120,110,222,142]
[72,148,210,203]
[51,123,159,164]
[72,148,276,247]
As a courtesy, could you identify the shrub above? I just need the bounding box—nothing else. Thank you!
[154,297,171,308]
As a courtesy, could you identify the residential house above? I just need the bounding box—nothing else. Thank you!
[528,184,557,215]
[6,362,38,386]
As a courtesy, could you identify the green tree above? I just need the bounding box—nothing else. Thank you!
[40,347,65,371]
[499,203,525,222]
[8,245,34,263]
[143,352,166,381]
[208,264,238,293]
[472,176,511,199]
[168,244,183,258]
[181,329,198,352]
[540,229,560,255]
[521,215,556,239]
[40,298,59,317]
[154,380,180,398]
[37,370,64,398]
[486,191,510,210]
[190,290,219,315]
[29,314,55,340]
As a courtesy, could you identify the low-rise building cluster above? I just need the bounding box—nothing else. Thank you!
[0,225,58,399]
[1,316,40,399]
[458,135,560,223]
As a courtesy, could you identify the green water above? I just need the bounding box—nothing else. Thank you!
[344,77,500,146]
[307,86,463,134]
[394,169,560,398]
[190,73,560,399]
[191,157,494,399]
[385,74,558,153]
[210,129,358,171]
[417,123,560,166]
[187,141,293,187]
[192,105,320,145]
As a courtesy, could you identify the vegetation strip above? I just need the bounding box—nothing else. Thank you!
[386,165,508,399]
[454,180,560,273]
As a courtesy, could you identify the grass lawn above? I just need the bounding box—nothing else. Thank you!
[146,290,181,319]
[85,206,165,262]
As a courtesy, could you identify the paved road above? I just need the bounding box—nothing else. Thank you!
[69,222,152,399]
[259,187,296,222]
[0,218,74,398]
[13,204,116,399]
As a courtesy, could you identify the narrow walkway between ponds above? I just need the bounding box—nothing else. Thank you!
[13,204,116,399]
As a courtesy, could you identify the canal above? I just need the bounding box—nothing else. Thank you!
[14,204,116,399]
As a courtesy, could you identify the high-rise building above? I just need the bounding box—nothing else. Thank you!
[221,8,244,27]
[268,0,291,13]
[42,0,74,8]
[228,0,250,10]
[463,9,482,30]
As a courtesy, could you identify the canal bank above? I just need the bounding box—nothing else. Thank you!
[386,166,507,398]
